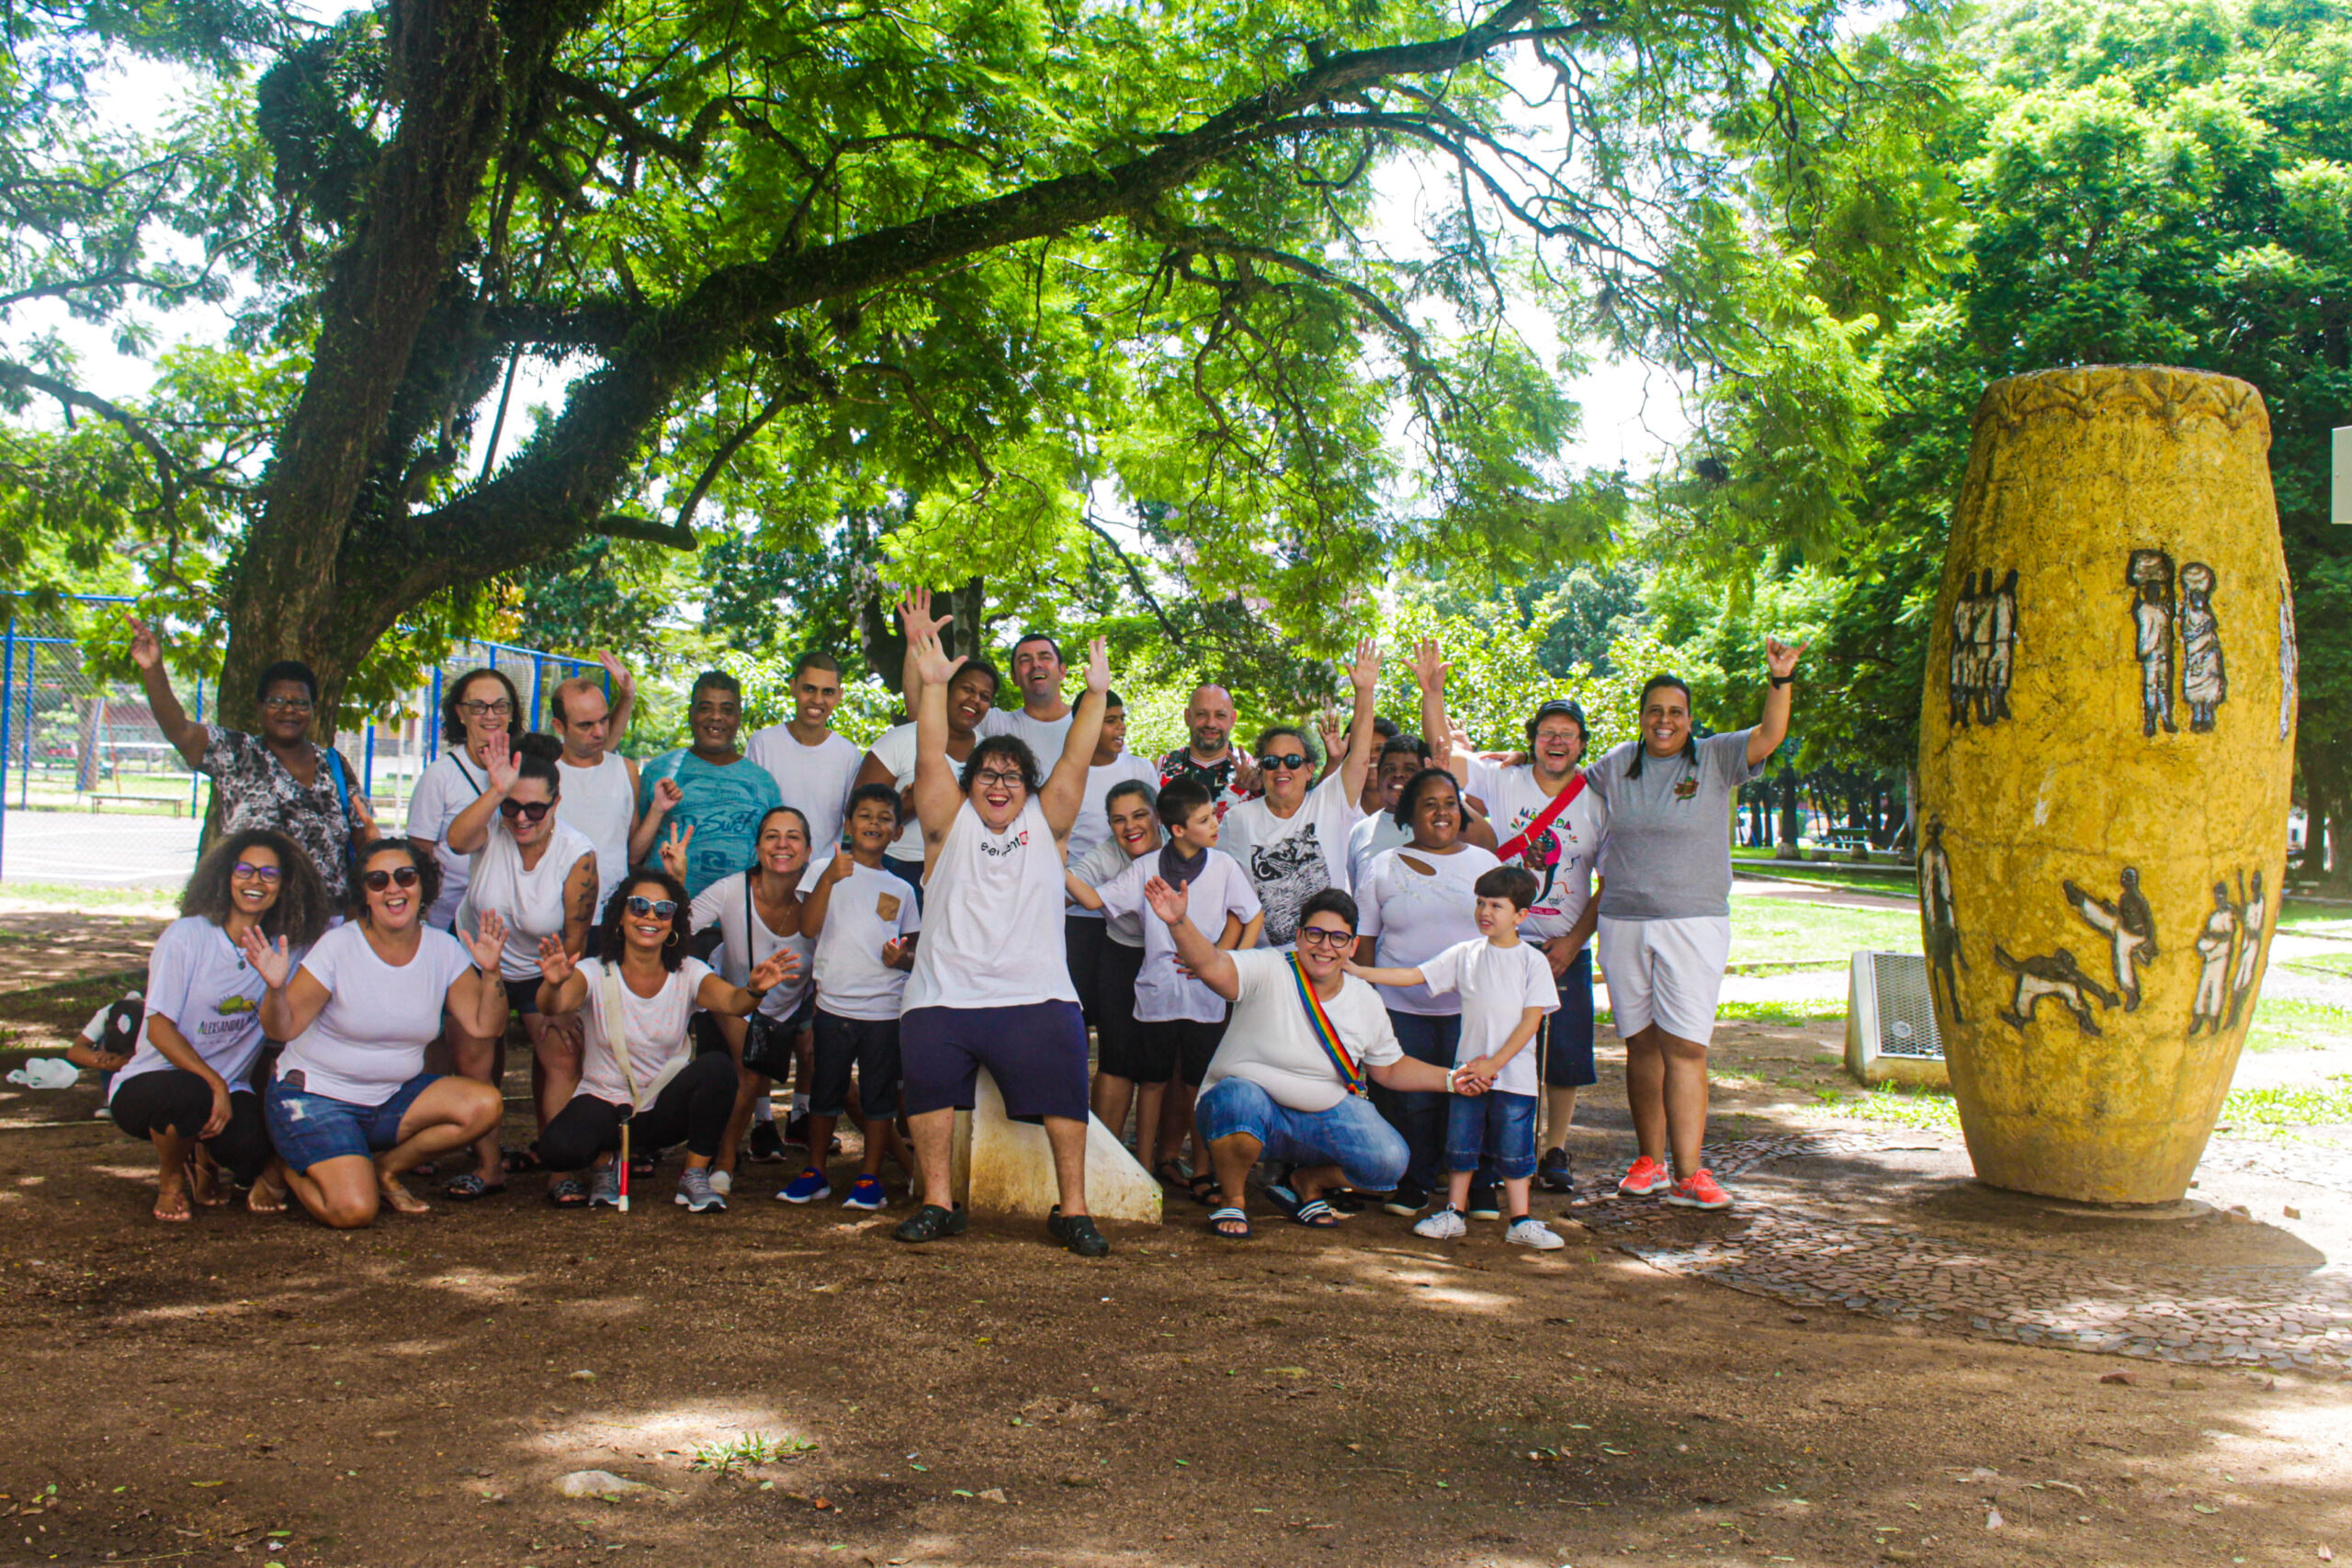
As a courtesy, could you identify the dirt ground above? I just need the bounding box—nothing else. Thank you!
[0,923,2345,1567]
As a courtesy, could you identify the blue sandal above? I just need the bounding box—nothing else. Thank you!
[1206,1206,1252,1241]
[1264,1183,1342,1227]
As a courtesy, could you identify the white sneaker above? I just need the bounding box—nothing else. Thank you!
[1413,1207,1467,1240]
[707,1169,733,1198]
[1506,1216,1565,1250]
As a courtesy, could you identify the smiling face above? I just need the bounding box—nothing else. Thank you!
[946,667,996,738]
[1531,714,1586,777]
[1109,792,1161,857]
[966,749,1029,833]
[793,664,842,730]
[1186,686,1235,757]
[1294,909,1356,984]
[1093,703,1127,762]
[1258,730,1312,808]
[690,682,743,755]
[1374,750,1421,810]
[1407,774,1463,849]
[619,877,677,953]
[1473,893,1524,937]
[1642,685,1692,757]
[756,811,811,880]
[228,842,283,920]
[257,678,315,746]
[360,847,423,931]
[454,673,514,757]
[846,795,898,857]
[1011,637,1065,707]
[503,775,557,846]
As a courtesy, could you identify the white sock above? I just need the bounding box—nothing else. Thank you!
[752,1099,775,1125]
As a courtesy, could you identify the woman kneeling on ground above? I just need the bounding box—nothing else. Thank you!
[244,840,511,1227]
[533,872,798,1213]
[110,830,333,1220]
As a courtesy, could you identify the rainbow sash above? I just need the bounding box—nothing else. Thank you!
[1288,954,1364,1097]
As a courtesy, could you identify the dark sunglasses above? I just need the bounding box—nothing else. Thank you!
[498,798,555,822]
[625,895,679,919]
[231,861,281,883]
[362,866,422,892]
[1258,752,1310,771]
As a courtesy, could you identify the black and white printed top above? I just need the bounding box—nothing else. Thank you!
[198,729,356,904]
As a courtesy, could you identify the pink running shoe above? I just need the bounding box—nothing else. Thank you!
[1664,1168,1732,1210]
[1616,1156,1671,1196]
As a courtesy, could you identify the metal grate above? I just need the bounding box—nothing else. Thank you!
[1867,951,1946,1058]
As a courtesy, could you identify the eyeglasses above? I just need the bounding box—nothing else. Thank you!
[972,770,1025,790]
[260,695,313,713]
[1258,753,1310,772]
[362,865,422,892]
[459,699,514,717]
[625,896,679,919]
[1296,925,1355,948]
[231,861,281,883]
[499,798,555,822]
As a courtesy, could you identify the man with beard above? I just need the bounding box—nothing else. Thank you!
[1159,684,1261,818]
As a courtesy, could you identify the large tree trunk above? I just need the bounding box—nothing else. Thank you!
[217,0,509,739]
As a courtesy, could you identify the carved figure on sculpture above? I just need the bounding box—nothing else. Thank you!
[2279,583,2298,743]
[1947,569,2017,729]
[1994,943,2120,1037]
[2128,549,2177,739]
[2063,868,2157,1012]
[2179,561,2226,733]
[2226,869,2265,1030]
[2189,882,2240,1038]
[1918,817,1965,1024]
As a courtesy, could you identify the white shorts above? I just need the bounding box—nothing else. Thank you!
[1596,915,1734,1044]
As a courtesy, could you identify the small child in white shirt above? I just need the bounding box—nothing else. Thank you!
[1348,865,1561,1247]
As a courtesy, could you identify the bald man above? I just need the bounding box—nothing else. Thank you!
[548,659,642,910]
[1157,683,1261,820]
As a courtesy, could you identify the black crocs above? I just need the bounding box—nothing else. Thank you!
[892,1202,967,1243]
[1046,1205,1111,1258]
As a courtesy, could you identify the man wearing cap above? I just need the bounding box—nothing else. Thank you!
[1413,644,1609,1194]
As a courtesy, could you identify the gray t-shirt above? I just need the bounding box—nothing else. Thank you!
[1585,730,1761,920]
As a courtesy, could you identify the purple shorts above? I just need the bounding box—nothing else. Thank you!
[900,1001,1090,1122]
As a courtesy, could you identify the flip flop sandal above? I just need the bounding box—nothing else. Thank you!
[444,1173,507,1201]
[500,1145,546,1174]
[548,1177,589,1209]
[1154,1159,1218,1207]
[1046,1206,1110,1258]
[1265,1183,1341,1227]
[1205,1206,1253,1241]
[891,1202,968,1243]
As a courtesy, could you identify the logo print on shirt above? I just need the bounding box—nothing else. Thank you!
[1249,828,1330,945]
[1672,776,1700,801]
[978,829,1032,857]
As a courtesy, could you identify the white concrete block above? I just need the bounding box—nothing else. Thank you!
[947,1066,1161,1224]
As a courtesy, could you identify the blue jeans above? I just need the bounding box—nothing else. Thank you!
[1446,1089,1539,1180]
[264,1071,438,1173]
[1194,1077,1408,1192]
[1542,947,1598,1089]
[1377,1010,1461,1194]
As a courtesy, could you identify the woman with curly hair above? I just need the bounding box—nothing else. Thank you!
[107,830,333,1220]
[533,871,799,1214]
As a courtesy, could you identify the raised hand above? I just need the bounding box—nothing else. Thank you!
[481,728,518,795]
[346,791,379,844]
[1765,637,1807,680]
[237,927,294,989]
[650,776,683,817]
[1142,874,1189,927]
[1346,636,1382,694]
[1316,707,1344,766]
[126,616,162,671]
[909,629,966,691]
[596,649,634,695]
[461,909,508,971]
[1231,753,1261,794]
[748,948,801,993]
[899,587,953,646]
[536,934,576,988]
[1408,638,1450,694]
[658,820,695,883]
[1081,636,1111,694]
[1444,718,1473,767]
[822,850,854,886]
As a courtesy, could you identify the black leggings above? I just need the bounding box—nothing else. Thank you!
[538,1051,737,1169]
[108,1071,273,1185]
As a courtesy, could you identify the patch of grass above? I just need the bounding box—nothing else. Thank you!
[0,882,180,908]
[689,1433,816,1475]
[2272,897,2352,935]
[2242,996,2352,1053]
[2212,1076,2352,1138]
[1832,1081,1962,1134]
[1736,863,1922,897]
[1729,899,1922,968]
[1718,998,1846,1026]
[2279,949,2352,977]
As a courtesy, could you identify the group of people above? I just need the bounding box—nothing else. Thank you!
[107,601,1804,1256]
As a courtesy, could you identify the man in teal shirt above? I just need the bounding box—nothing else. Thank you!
[632,671,784,898]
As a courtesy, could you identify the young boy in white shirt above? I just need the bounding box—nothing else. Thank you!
[793,783,922,1211]
[1347,865,1562,1247]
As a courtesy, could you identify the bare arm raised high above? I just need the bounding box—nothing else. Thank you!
[1038,637,1111,843]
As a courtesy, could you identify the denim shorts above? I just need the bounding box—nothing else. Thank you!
[1541,947,1598,1088]
[1445,1089,1539,1179]
[264,1070,439,1173]
[1193,1076,1408,1192]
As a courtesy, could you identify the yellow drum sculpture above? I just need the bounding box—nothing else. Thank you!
[1917,367,2296,1204]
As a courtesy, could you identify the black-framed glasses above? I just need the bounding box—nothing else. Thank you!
[625,896,679,919]
[362,866,422,892]
[972,770,1025,789]
[260,695,313,712]
[1296,925,1355,948]
[459,699,514,717]
[231,861,281,883]
[499,798,555,822]
[1259,753,1310,771]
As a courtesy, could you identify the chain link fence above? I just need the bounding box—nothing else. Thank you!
[0,594,599,891]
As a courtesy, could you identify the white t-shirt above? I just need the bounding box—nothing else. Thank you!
[1220,771,1366,946]
[1347,811,1411,897]
[1357,841,1504,1015]
[405,750,489,929]
[746,724,865,857]
[1069,837,1149,947]
[278,922,475,1105]
[689,871,816,1021]
[1417,937,1559,1097]
[1095,850,1261,1023]
[458,820,595,981]
[556,750,636,909]
[574,955,711,1109]
[904,796,1076,1011]
[865,722,930,862]
[1464,760,1610,940]
[980,705,1075,766]
[1067,752,1165,908]
[111,916,284,1101]
[811,861,923,1021]
[1202,948,1401,1112]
